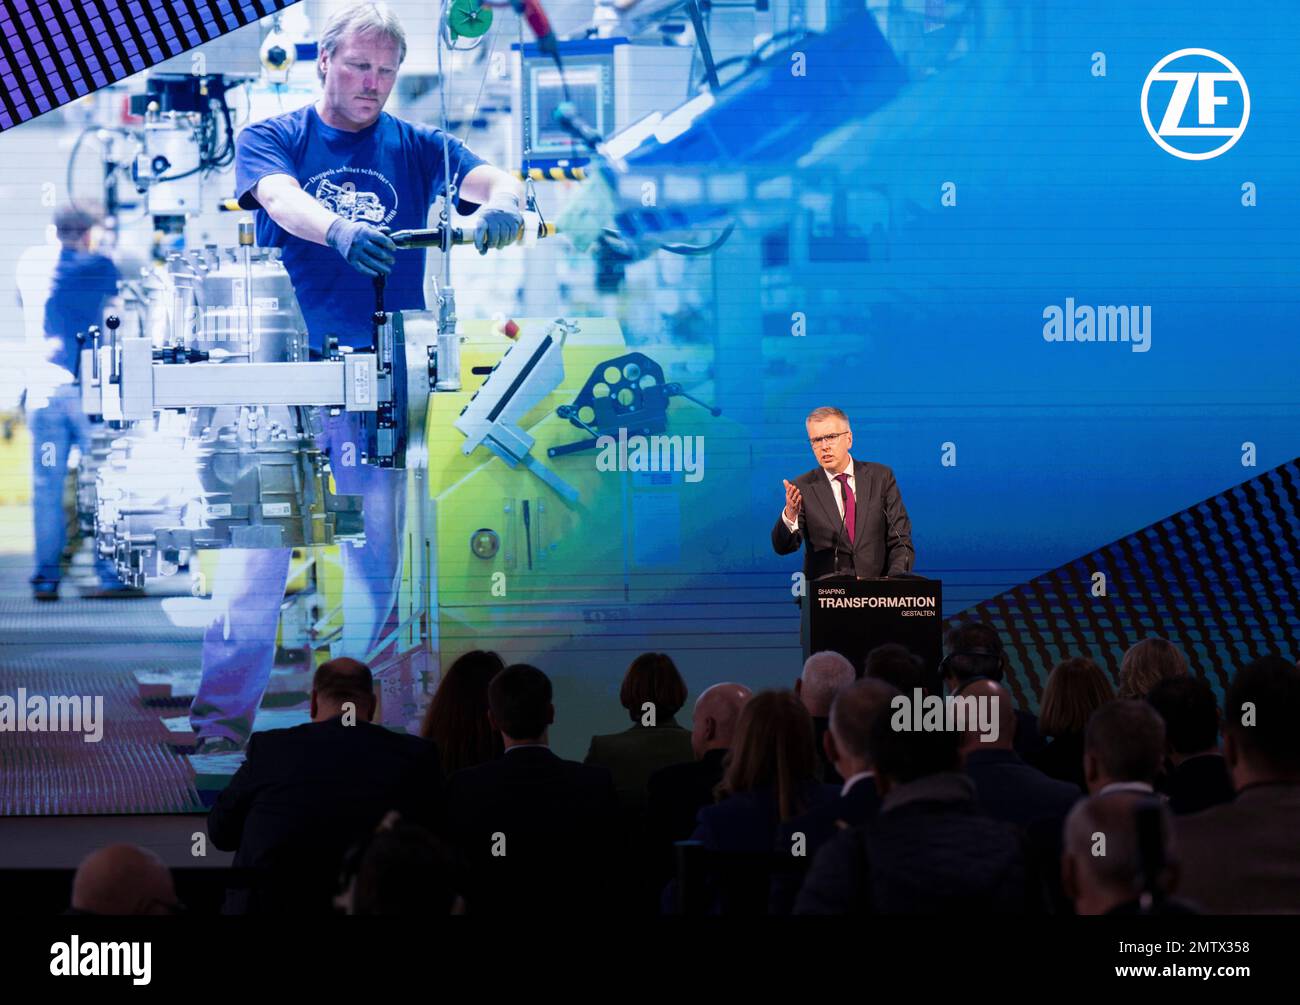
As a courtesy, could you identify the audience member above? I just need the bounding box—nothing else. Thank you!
[959,679,1081,827]
[446,664,623,916]
[646,683,752,855]
[1117,637,1187,700]
[1062,794,1194,915]
[585,652,694,812]
[1146,675,1234,815]
[796,650,856,784]
[1083,700,1165,795]
[340,812,464,916]
[940,622,1043,757]
[795,705,1034,914]
[864,642,930,695]
[69,844,182,916]
[1031,656,1114,790]
[208,657,443,914]
[419,650,505,778]
[771,678,897,913]
[1176,655,1300,913]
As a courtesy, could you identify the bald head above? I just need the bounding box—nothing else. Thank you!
[956,679,1016,751]
[71,844,178,915]
[797,651,855,717]
[1063,793,1176,915]
[692,682,752,758]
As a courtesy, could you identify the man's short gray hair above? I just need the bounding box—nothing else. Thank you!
[806,406,850,427]
[318,2,408,83]
[800,650,856,715]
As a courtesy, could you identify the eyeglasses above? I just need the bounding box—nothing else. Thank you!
[808,431,849,447]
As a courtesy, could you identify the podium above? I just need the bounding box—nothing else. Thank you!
[807,575,943,680]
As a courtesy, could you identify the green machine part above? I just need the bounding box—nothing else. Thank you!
[447,0,493,42]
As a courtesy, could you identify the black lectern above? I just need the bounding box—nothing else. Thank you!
[807,575,943,679]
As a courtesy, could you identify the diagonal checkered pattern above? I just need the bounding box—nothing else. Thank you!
[0,0,297,131]
[945,459,1300,712]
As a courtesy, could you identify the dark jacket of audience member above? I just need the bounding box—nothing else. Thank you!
[1145,675,1234,815]
[446,664,624,916]
[209,717,443,914]
[420,650,505,778]
[795,709,1035,915]
[1175,656,1300,913]
[1031,655,1114,790]
[585,653,695,812]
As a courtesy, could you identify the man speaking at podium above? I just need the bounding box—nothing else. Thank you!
[773,406,915,584]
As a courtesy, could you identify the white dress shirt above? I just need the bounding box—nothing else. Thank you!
[782,455,856,532]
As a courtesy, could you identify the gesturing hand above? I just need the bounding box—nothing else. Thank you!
[783,479,803,523]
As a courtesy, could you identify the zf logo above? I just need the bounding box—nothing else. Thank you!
[1141,48,1249,160]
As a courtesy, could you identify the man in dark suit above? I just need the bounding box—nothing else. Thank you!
[772,678,896,913]
[960,680,1081,827]
[796,650,856,785]
[1146,676,1234,815]
[208,657,443,914]
[773,406,915,585]
[1175,655,1300,913]
[794,705,1034,915]
[646,682,752,855]
[445,664,624,916]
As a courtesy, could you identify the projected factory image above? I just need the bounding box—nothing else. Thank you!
[0,0,1297,965]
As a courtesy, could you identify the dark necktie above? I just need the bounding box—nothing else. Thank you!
[835,473,856,545]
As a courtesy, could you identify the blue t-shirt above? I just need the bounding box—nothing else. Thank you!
[43,247,120,378]
[235,104,486,349]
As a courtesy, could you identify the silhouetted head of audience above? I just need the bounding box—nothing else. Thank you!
[1221,654,1300,789]
[487,663,554,747]
[1063,793,1180,915]
[1039,656,1114,739]
[1145,675,1219,763]
[956,678,1016,752]
[720,690,818,820]
[1083,700,1166,794]
[826,677,899,780]
[621,652,688,724]
[420,650,505,775]
[691,682,752,758]
[796,650,854,717]
[868,700,963,797]
[864,642,930,695]
[342,814,463,916]
[70,844,181,916]
[941,621,1007,692]
[1118,637,1188,700]
[311,657,375,723]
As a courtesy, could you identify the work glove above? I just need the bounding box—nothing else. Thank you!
[326,218,397,277]
[474,191,524,255]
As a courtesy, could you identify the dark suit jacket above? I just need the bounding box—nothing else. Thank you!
[963,748,1082,828]
[693,782,840,854]
[1163,753,1234,816]
[647,747,729,849]
[812,716,843,786]
[771,775,881,914]
[793,773,1035,915]
[772,459,914,581]
[207,717,443,914]
[1176,782,1300,914]
[446,746,624,916]
[1030,732,1086,791]
[585,720,695,813]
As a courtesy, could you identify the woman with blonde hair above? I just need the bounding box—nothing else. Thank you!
[1118,637,1188,700]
